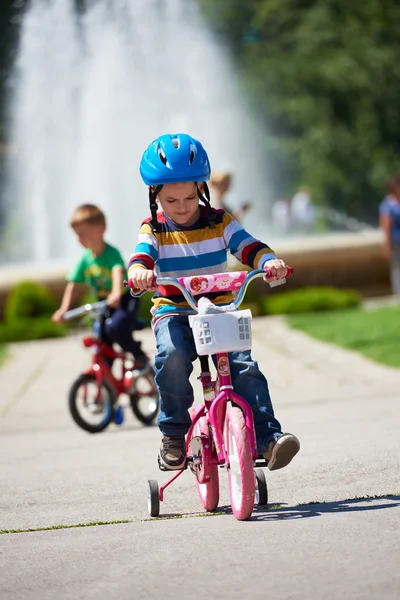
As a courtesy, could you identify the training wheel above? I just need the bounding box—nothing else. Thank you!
[254,468,268,506]
[147,479,160,517]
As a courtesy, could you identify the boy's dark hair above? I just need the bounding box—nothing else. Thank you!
[70,204,106,228]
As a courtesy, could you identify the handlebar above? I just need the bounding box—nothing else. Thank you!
[125,266,293,312]
[63,300,108,321]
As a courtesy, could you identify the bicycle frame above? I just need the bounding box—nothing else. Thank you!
[81,335,130,397]
[158,352,258,501]
[202,354,258,462]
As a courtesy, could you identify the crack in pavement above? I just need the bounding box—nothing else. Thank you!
[2,494,399,534]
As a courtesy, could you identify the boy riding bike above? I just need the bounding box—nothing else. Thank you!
[128,134,300,471]
[52,204,149,371]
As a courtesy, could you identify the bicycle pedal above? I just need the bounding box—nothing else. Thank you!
[254,458,268,467]
[157,456,189,472]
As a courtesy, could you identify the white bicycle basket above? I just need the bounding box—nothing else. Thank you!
[189,310,252,355]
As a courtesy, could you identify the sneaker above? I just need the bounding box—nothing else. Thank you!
[158,436,186,470]
[113,405,124,425]
[263,433,300,471]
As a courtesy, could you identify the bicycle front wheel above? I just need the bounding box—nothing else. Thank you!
[68,374,115,433]
[225,407,255,520]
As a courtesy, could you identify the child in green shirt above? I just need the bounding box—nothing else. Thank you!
[52,204,148,368]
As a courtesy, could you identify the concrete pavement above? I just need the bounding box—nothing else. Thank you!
[0,316,399,599]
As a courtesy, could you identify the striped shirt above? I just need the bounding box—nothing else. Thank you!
[128,208,275,321]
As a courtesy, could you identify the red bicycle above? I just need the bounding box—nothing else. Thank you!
[63,301,159,433]
[130,267,293,521]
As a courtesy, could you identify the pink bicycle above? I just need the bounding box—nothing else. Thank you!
[139,267,292,521]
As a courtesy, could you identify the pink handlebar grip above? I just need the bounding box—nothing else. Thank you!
[123,278,156,296]
[264,265,294,279]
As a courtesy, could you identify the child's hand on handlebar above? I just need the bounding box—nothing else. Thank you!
[106,292,122,308]
[263,258,289,282]
[129,269,157,292]
[51,309,66,323]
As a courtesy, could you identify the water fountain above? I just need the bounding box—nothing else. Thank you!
[1,0,273,268]
[0,0,388,303]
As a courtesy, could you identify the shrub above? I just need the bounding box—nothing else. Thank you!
[1,281,67,344]
[0,343,7,366]
[4,281,58,321]
[138,292,154,327]
[241,301,262,317]
[0,317,67,343]
[260,286,362,315]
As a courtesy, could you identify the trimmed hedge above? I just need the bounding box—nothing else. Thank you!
[1,281,66,343]
[0,344,7,365]
[4,281,58,321]
[260,286,362,315]
[0,318,67,343]
[0,280,363,346]
[135,285,362,321]
[138,292,154,326]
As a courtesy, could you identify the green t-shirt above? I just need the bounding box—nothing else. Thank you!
[67,243,128,299]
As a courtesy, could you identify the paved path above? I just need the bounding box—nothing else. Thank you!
[0,317,399,599]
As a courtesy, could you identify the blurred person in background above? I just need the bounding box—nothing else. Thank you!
[290,186,316,234]
[271,197,291,235]
[209,170,252,223]
[379,175,400,296]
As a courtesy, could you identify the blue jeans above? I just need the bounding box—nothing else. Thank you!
[93,293,145,359]
[154,315,282,454]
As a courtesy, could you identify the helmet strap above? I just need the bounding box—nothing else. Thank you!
[149,185,163,232]
[197,182,216,229]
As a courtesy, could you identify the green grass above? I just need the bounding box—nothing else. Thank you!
[287,306,400,367]
[0,519,131,534]
[144,511,225,521]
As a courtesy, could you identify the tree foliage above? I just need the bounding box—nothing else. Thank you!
[199,0,400,222]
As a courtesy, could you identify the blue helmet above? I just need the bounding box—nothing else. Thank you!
[140,133,211,185]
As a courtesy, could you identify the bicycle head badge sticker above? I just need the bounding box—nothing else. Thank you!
[217,356,230,377]
[189,276,209,294]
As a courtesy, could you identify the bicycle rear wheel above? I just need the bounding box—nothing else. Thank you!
[189,407,219,512]
[129,370,159,425]
[225,407,255,520]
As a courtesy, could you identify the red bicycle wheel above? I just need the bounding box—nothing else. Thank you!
[189,407,219,512]
[225,407,255,520]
